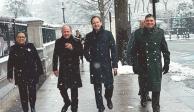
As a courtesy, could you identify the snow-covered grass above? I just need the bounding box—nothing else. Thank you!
[169,61,194,81]
[165,34,194,41]
[117,61,194,82]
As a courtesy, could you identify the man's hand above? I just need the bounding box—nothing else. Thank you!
[7,78,13,83]
[53,70,59,77]
[65,43,73,50]
[162,65,169,74]
[113,68,118,76]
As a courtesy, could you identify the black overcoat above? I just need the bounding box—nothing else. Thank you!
[84,27,118,85]
[132,27,170,91]
[53,36,82,89]
[7,43,43,85]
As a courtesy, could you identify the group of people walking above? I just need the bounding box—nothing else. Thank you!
[7,14,170,112]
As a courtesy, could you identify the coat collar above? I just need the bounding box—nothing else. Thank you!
[61,35,74,41]
[92,26,104,35]
[15,42,27,47]
[143,27,158,35]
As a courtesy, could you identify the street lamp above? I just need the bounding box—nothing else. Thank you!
[12,18,16,41]
[109,11,112,31]
[61,2,66,23]
[150,0,159,19]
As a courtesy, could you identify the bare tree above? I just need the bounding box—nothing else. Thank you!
[5,0,31,18]
[137,0,141,13]
[73,0,112,27]
[134,0,138,12]
[134,0,146,13]
[163,0,168,11]
[146,0,150,13]
[114,0,129,64]
[192,0,194,7]
[142,0,145,12]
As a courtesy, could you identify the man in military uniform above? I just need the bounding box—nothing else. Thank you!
[131,14,170,112]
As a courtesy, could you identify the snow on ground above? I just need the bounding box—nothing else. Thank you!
[117,61,194,82]
[117,61,133,75]
[169,61,194,81]
[165,34,194,41]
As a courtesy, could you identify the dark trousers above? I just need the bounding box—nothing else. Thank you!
[93,83,113,109]
[60,88,78,110]
[152,92,160,110]
[18,83,36,112]
[138,76,160,109]
[138,76,149,96]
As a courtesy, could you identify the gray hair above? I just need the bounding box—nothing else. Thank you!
[61,24,72,33]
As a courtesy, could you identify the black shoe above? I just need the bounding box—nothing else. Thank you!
[31,108,36,112]
[71,108,77,112]
[147,95,152,101]
[153,108,160,112]
[61,102,71,112]
[107,99,113,109]
[140,97,147,107]
[104,94,113,109]
[98,108,105,112]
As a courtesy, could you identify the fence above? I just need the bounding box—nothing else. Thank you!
[0,21,56,58]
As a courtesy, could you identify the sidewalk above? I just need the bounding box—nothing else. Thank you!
[3,62,194,112]
[34,62,194,112]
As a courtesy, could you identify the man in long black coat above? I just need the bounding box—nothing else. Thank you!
[132,14,170,112]
[7,32,43,112]
[84,16,118,112]
[53,25,82,112]
[127,20,152,101]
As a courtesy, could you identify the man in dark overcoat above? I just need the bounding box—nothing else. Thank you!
[132,14,170,112]
[7,32,43,112]
[127,20,151,101]
[53,25,82,112]
[84,16,118,112]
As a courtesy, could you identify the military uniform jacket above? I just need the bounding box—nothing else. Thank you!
[7,43,43,85]
[132,27,170,91]
[53,36,82,89]
[84,27,118,84]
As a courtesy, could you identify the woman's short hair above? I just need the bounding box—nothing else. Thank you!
[16,31,27,37]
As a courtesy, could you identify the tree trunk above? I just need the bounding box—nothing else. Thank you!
[192,0,194,7]
[114,0,129,64]
[98,0,106,27]
[146,0,150,13]
[137,0,141,13]
[142,0,145,12]
[163,0,168,11]
[134,0,138,13]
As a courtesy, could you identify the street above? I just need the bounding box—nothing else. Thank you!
[168,39,194,69]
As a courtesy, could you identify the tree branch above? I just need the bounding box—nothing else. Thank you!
[91,0,98,2]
